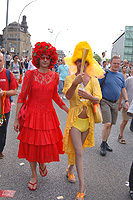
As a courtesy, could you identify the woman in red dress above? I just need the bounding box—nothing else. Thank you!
[14,42,69,190]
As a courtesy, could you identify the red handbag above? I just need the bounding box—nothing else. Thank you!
[18,101,27,131]
[18,71,34,131]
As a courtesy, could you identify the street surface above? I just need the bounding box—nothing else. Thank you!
[0,84,133,200]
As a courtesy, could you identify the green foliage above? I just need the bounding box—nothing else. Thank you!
[93,54,101,62]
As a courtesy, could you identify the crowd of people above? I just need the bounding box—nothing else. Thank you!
[0,44,133,199]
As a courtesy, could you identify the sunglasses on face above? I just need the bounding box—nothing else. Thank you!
[40,55,51,60]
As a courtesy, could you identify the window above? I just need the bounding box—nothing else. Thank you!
[14,34,17,38]
[14,43,16,48]
[125,40,133,46]
[9,34,13,38]
[9,43,12,47]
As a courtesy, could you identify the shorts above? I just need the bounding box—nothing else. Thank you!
[13,72,20,80]
[100,98,119,125]
[73,118,90,132]
[122,107,131,121]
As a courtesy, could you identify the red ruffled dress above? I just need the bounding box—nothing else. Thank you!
[17,69,65,164]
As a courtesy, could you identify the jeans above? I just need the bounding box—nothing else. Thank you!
[130,118,133,132]
[0,112,10,153]
[10,96,13,103]
[58,80,64,94]
[129,162,133,190]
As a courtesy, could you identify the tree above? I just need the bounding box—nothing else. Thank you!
[93,53,101,63]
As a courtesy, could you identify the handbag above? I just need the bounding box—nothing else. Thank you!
[90,77,103,123]
[127,100,133,117]
[92,103,103,123]
[18,101,27,131]
[18,71,34,131]
[18,74,22,84]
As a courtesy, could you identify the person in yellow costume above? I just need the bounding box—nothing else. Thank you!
[63,41,104,200]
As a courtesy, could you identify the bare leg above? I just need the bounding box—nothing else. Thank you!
[28,162,37,190]
[68,129,89,180]
[120,120,128,138]
[102,122,112,141]
[70,127,88,194]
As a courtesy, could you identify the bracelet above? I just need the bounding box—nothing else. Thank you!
[125,100,129,102]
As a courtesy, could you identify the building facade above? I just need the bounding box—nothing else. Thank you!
[56,50,66,59]
[2,15,32,57]
[111,26,133,63]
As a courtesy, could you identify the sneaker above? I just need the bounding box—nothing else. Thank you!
[106,142,113,152]
[100,142,106,156]
[0,152,4,159]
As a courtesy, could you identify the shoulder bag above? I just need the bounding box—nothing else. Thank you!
[18,71,34,131]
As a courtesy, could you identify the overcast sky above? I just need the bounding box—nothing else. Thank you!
[0,0,133,58]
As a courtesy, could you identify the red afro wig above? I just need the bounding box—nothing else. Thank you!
[32,41,58,68]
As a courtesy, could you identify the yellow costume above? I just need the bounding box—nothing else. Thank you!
[63,74,102,165]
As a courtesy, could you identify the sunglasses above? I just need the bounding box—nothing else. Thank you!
[40,55,51,60]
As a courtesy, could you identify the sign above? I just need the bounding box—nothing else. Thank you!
[10,47,14,53]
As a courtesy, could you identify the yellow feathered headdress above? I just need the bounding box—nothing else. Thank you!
[65,41,104,78]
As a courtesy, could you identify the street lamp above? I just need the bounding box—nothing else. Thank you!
[48,28,53,43]
[4,0,9,61]
[16,0,37,54]
[54,29,68,47]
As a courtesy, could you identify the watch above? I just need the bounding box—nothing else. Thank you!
[125,100,129,102]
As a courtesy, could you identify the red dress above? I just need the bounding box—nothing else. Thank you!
[17,69,65,164]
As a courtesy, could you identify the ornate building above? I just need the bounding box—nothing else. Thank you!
[2,15,32,57]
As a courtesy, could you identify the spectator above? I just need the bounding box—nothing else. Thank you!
[119,59,129,75]
[101,52,106,66]
[9,55,20,105]
[19,56,24,75]
[129,162,133,199]
[99,55,129,156]
[0,52,18,159]
[24,56,29,72]
[54,59,62,72]
[130,118,133,132]
[28,58,36,70]
[106,60,111,69]
[57,58,69,99]
[102,61,107,71]
[9,55,20,84]
[118,65,133,144]
[121,66,128,80]
[1,48,5,55]
[6,51,11,69]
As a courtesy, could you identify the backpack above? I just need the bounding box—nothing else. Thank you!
[100,70,109,90]
[6,69,11,88]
